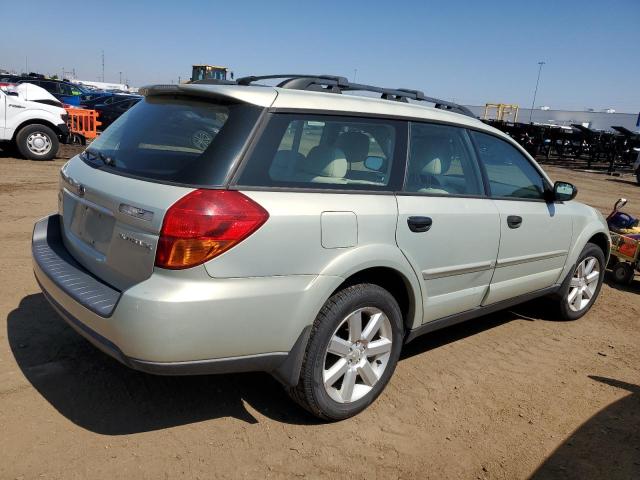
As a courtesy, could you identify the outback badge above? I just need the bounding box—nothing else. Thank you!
[119,232,152,251]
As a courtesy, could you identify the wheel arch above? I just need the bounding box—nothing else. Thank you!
[12,119,63,141]
[560,219,611,284]
[588,231,610,260]
[329,266,420,331]
[273,264,422,388]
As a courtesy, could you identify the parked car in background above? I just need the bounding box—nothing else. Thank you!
[93,96,142,129]
[79,89,113,103]
[0,75,88,106]
[32,75,610,420]
[80,93,139,109]
[0,83,68,160]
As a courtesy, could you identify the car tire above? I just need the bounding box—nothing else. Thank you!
[554,242,605,320]
[16,124,59,161]
[287,283,403,421]
[636,169,640,186]
[612,261,634,285]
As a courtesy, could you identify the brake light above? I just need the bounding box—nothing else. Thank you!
[155,189,269,270]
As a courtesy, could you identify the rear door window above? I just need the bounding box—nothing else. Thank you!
[405,122,484,196]
[83,96,262,186]
[237,114,406,190]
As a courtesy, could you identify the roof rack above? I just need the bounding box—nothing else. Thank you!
[230,74,476,118]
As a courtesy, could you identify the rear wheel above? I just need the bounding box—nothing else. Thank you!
[288,284,403,420]
[16,124,59,160]
[554,243,605,320]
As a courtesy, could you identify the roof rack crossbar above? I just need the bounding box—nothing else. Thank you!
[236,74,349,87]
[229,74,475,118]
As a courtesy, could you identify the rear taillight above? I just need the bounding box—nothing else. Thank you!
[155,189,269,270]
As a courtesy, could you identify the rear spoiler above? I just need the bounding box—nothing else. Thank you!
[138,84,277,108]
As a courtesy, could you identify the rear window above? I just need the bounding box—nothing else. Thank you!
[237,113,406,190]
[83,96,262,186]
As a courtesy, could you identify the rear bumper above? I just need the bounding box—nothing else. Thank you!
[32,214,331,384]
[38,282,308,380]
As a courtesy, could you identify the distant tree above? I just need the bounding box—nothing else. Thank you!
[51,74,59,80]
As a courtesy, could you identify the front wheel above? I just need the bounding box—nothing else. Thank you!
[16,124,59,161]
[287,284,403,420]
[554,243,605,320]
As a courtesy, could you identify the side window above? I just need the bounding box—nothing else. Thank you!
[405,122,484,196]
[238,114,404,190]
[470,131,546,199]
[58,83,72,96]
[277,120,324,157]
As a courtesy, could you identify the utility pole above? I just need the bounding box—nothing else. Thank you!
[529,61,545,123]
[101,50,105,82]
[353,68,358,83]
[119,71,122,84]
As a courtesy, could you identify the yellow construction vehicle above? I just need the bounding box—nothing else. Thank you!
[191,65,232,82]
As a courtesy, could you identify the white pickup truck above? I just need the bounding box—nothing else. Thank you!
[0,83,69,160]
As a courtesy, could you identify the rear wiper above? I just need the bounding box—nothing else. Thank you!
[83,149,99,162]
[84,149,115,167]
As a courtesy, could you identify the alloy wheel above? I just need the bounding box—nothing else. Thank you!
[322,307,393,403]
[567,256,600,312]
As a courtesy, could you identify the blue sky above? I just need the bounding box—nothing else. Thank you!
[2,0,638,111]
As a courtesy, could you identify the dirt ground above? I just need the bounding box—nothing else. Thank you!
[0,147,638,480]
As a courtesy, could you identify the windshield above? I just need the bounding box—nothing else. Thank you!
[83,95,263,185]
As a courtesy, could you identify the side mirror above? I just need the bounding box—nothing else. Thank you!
[364,155,384,171]
[553,181,577,202]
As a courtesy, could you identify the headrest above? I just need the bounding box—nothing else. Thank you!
[422,157,442,175]
[335,132,370,164]
[304,145,348,178]
[411,137,451,176]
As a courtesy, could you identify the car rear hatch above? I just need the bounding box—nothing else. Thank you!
[57,84,275,291]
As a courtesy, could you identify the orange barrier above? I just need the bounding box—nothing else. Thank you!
[65,108,101,141]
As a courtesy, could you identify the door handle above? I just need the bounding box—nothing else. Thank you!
[507,215,522,229]
[407,216,433,233]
